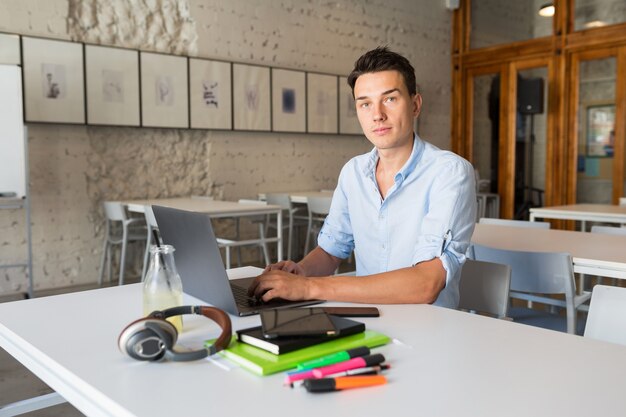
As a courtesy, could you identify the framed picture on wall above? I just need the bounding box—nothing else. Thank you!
[233,63,270,131]
[189,58,232,130]
[140,52,188,128]
[271,68,305,133]
[22,36,85,124]
[307,73,338,134]
[585,103,615,158]
[338,76,361,135]
[85,45,140,126]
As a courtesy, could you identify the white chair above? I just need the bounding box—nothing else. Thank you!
[473,244,590,334]
[99,201,147,286]
[584,285,626,346]
[479,217,550,229]
[265,193,307,260]
[140,205,160,281]
[304,196,333,254]
[586,225,626,287]
[458,259,511,319]
[216,199,270,268]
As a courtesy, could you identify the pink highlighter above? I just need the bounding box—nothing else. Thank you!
[312,353,385,378]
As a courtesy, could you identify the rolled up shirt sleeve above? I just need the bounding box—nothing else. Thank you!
[412,157,476,290]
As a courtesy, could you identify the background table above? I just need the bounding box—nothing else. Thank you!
[2,267,626,417]
[124,197,284,261]
[529,204,626,231]
[258,190,333,204]
[472,223,626,279]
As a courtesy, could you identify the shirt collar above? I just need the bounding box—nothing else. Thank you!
[363,133,424,184]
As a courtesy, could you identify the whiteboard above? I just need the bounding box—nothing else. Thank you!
[0,65,26,199]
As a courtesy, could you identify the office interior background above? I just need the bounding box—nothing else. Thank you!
[1,0,625,297]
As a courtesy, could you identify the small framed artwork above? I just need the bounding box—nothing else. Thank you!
[307,73,338,134]
[22,36,85,124]
[0,33,20,65]
[585,103,615,158]
[338,76,361,135]
[271,68,305,133]
[233,63,270,131]
[140,52,188,128]
[189,58,232,130]
[85,45,140,126]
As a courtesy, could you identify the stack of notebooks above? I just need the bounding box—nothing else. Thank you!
[206,315,390,376]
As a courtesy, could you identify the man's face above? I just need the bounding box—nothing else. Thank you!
[353,70,421,151]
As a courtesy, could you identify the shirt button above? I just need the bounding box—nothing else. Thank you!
[382,244,385,249]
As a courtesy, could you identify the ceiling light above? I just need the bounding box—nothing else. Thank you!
[584,20,607,28]
[539,3,555,17]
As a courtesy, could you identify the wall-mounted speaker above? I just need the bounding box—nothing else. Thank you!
[517,77,544,115]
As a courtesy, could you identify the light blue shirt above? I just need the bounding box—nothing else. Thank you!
[317,134,476,308]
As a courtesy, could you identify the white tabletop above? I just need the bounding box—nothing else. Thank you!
[472,223,626,279]
[2,267,626,416]
[529,204,626,224]
[258,190,333,204]
[124,197,282,218]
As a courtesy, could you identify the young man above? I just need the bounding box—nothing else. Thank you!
[248,47,476,307]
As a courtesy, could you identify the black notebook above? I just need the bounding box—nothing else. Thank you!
[237,315,366,355]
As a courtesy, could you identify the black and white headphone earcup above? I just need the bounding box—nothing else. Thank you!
[119,319,177,361]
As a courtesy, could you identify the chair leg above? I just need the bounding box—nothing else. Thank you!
[119,230,128,286]
[258,223,270,266]
[107,243,113,283]
[98,238,108,286]
[287,215,294,260]
[141,226,152,282]
[304,216,313,255]
[224,246,231,269]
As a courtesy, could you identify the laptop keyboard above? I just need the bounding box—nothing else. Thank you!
[231,284,265,307]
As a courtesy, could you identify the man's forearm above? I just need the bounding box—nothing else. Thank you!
[298,246,342,277]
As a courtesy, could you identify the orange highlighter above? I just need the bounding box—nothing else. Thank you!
[302,375,387,393]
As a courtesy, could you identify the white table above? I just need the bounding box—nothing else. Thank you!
[124,197,284,261]
[529,204,626,231]
[472,223,626,279]
[2,267,626,417]
[258,190,333,204]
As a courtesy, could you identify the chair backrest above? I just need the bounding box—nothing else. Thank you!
[103,201,127,222]
[265,193,292,210]
[144,205,158,228]
[307,196,332,216]
[584,285,626,345]
[472,244,574,296]
[238,199,267,206]
[478,217,550,229]
[458,259,511,318]
[590,225,626,236]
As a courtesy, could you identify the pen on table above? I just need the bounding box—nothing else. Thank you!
[325,363,390,378]
[290,364,391,387]
[302,375,387,393]
[311,353,385,378]
[295,346,370,370]
[284,369,316,386]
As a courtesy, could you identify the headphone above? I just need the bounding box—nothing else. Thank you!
[118,305,232,362]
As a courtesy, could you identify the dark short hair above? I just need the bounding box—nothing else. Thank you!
[347,46,417,97]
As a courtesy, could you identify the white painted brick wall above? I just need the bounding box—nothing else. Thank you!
[0,0,452,292]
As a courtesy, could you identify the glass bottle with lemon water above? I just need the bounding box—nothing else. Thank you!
[143,244,183,333]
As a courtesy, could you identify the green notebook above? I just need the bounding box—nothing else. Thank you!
[206,330,390,376]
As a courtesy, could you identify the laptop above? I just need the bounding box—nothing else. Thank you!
[152,205,322,316]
